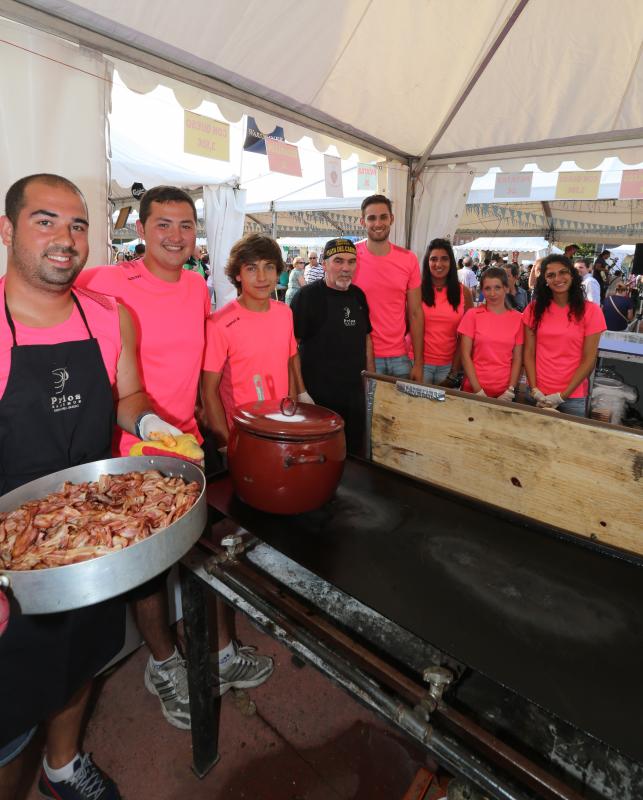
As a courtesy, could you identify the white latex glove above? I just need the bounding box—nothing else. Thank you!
[475,388,487,397]
[137,413,183,441]
[298,391,315,404]
[542,392,564,409]
[531,388,547,406]
[498,388,515,402]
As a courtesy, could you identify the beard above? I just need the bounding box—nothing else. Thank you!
[12,242,86,291]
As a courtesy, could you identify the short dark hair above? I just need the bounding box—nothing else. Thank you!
[360,194,392,215]
[134,243,145,256]
[573,257,589,269]
[5,173,86,226]
[138,186,197,225]
[504,263,520,278]
[225,233,284,289]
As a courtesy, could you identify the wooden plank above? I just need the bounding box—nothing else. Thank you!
[371,377,643,557]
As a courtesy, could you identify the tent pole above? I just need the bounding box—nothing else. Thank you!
[271,202,277,239]
[405,161,416,250]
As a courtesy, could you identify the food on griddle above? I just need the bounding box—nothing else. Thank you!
[0,471,200,571]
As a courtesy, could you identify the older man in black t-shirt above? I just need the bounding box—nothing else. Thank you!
[290,238,375,455]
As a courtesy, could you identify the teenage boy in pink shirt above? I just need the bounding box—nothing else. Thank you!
[353,194,424,382]
[75,187,273,730]
[203,233,301,441]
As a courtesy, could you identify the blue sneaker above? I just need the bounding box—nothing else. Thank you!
[38,753,121,800]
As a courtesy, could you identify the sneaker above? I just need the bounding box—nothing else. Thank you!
[214,642,274,696]
[38,753,120,800]
[144,652,191,730]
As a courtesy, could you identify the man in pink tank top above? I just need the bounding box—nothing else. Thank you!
[76,186,273,731]
[353,194,424,382]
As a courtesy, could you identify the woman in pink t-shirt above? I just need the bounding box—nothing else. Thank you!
[523,254,606,417]
[421,238,473,386]
[458,267,523,400]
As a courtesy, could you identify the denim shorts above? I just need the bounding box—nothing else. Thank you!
[374,355,412,378]
[525,389,587,418]
[423,364,451,385]
[0,726,38,767]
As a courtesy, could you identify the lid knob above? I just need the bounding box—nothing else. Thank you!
[280,396,297,417]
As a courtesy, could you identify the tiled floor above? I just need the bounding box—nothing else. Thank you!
[21,616,447,799]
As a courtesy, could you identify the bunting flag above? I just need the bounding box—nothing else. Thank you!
[324,154,344,198]
[619,169,643,199]
[243,116,285,154]
[184,110,230,161]
[265,138,302,176]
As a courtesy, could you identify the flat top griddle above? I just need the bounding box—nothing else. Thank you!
[206,459,643,764]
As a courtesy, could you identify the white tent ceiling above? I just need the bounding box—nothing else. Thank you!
[6,0,643,172]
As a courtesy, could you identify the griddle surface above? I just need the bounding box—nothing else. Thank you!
[206,459,643,763]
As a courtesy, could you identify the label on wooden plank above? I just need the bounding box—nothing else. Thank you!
[396,381,446,402]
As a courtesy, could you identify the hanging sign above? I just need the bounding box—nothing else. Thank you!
[265,138,302,176]
[184,111,229,161]
[494,172,533,199]
[357,163,378,191]
[243,116,285,155]
[324,154,344,198]
[555,171,600,200]
[619,169,643,200]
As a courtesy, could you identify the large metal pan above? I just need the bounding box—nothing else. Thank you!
[0,456,206,614]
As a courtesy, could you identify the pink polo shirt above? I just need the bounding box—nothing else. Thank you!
[522,301,606,398]
[423,285,466,365]
[74,259,210,454]
[0,281,121,398]
[458,307,524,397]
[353,240,421,358]
[204,299,298,427]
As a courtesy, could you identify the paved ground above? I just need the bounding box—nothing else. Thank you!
[21,616,449,799]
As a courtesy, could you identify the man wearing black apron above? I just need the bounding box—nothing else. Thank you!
[290,238,375,455]
[0,175,176,800]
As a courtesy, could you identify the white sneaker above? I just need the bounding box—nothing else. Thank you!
[214,643,274,696]
[144,652,191,730]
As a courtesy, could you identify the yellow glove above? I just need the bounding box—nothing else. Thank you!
[129,433,204,465]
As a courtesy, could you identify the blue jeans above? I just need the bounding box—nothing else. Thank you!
[374,355,412,378]
[423,364,451,385]
[0,726,37,766]
[525,389,587,418]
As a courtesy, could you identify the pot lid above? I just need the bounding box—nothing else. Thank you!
[232,398,344,439]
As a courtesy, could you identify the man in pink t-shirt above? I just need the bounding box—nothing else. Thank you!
[77,186,273,728]
[352,194,424,382]
[203,233,300,443]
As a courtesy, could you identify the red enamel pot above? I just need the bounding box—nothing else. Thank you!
[228,398,346,515]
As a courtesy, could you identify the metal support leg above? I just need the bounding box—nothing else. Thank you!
[180,561,220,777]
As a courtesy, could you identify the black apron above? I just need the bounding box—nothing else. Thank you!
[299,284,370,455]
[0,292,125,745]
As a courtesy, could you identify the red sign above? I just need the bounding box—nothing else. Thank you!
[266,138,302,177]
[619,169,643,200]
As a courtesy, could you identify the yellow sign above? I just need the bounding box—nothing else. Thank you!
[554,171,600,200]
[184,110,229,161]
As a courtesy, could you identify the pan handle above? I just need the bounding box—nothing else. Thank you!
[284,453,326,468]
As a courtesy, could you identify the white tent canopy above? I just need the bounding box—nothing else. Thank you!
[2,0,643,275]
[9,0,643,168]
[453,237,558,258]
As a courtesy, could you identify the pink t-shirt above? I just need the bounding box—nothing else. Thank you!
[0,281,120,398]
[75,259,210,454]
[423,285,466,365]
[204,299,297,427]
[353,241,421,358]
[458,307,524,397]
[522,301,606,398]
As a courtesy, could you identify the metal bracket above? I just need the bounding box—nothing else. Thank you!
[209,532,250,565]
[396,381,446,402]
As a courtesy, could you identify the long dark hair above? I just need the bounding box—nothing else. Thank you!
[532,254,585,331]
[422,238,460,311]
